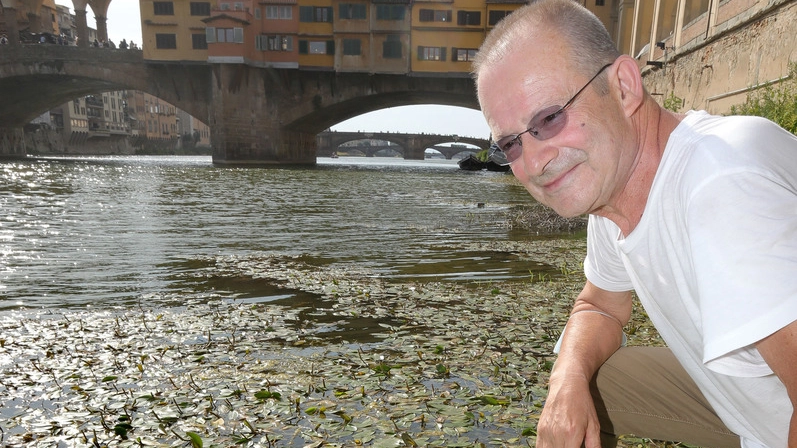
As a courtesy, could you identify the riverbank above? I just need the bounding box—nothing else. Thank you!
[0,237,663,447]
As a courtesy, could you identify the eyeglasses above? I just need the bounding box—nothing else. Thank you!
[489,62,614,166]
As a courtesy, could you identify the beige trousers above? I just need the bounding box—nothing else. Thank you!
[591,346,741,447]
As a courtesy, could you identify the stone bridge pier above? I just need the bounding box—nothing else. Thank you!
[403,137,430,160]
[209,64,317,165]
[207,64,479,165]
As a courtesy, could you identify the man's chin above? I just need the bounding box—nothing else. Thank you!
[545,201,587,219]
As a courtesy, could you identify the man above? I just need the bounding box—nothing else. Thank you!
[473,1,796,447]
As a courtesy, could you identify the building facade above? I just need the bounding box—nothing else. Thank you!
[138,0,795,115]
[138,0,530,76]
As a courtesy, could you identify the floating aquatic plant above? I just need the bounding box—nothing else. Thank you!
[0,238,664,447]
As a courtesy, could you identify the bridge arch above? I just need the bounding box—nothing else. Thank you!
[0,45,211,127]
[285,88,479,137]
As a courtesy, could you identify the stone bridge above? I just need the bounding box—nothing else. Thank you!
[0,45,211,127]
[0,44,480,164]
[316,131,488,159]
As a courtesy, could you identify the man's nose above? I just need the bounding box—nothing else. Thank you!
[518,134,557,178]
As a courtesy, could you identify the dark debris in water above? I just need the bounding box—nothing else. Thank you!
[0,238,663,447]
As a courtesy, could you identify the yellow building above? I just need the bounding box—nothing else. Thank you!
[332,0,372,72]
[367,0,412,74]
[62,97,90,145]
[140,0,215,61]
[330,0,414,75]
[410,0,525,75]
[297,0,336,69]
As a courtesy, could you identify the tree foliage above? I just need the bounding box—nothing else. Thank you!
[730,63,797,135]
[663,92,683,112]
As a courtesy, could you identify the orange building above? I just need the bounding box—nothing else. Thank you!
[253,0,300,68]
[129,91,179,142]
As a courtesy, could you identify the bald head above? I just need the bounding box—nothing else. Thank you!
[473,0,620,86]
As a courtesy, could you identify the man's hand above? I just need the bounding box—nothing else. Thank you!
[536,281,632,447]
[536,373,603,448]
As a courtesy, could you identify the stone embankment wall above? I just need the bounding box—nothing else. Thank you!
[0,128,28,158]
[0,127,67,157]
[643,0,797,114]
[0,127,136,156]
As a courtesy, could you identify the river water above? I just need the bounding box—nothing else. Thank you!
[0,155,551,311]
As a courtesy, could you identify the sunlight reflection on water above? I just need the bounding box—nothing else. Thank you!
[0,155,549,310]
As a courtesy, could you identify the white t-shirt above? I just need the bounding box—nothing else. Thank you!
[585,111,797,448]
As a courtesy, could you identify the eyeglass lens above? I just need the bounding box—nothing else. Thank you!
[494,105,567,163]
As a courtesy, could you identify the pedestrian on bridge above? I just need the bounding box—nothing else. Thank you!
[474,0,796,447]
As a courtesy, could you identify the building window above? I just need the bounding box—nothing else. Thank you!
[153,2,174,15]
[684,0,709,24]
[376,5,404,20]
[192,33,208,49]
[339,4,367,19]
[266,5,292,19]
[309,41,327,54]
[189,2,211,15]
[595,0,605,5]
[256,35,293,51]
[382,34,401,58]
[419,9,451,22]
[299,6,332,22]
[155,33,177,49]
[417,46,445,61]
[254,7,261,19]
[299,40,334,55]
[213,27,244,43]
[453,47,477,61]
[219,3,230,10]
[488,10,511,26]
[272,35,292,51]
[342,38,361,55]
[457,10,480,26]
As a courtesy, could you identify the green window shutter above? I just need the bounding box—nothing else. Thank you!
[299,6,313,22]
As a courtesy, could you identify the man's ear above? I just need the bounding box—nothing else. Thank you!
[613,55,645,117]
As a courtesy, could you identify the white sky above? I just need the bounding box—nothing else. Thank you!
[54,0,492,138]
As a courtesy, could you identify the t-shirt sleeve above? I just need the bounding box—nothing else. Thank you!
[688,168,797,376]
[584,215,634,293]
